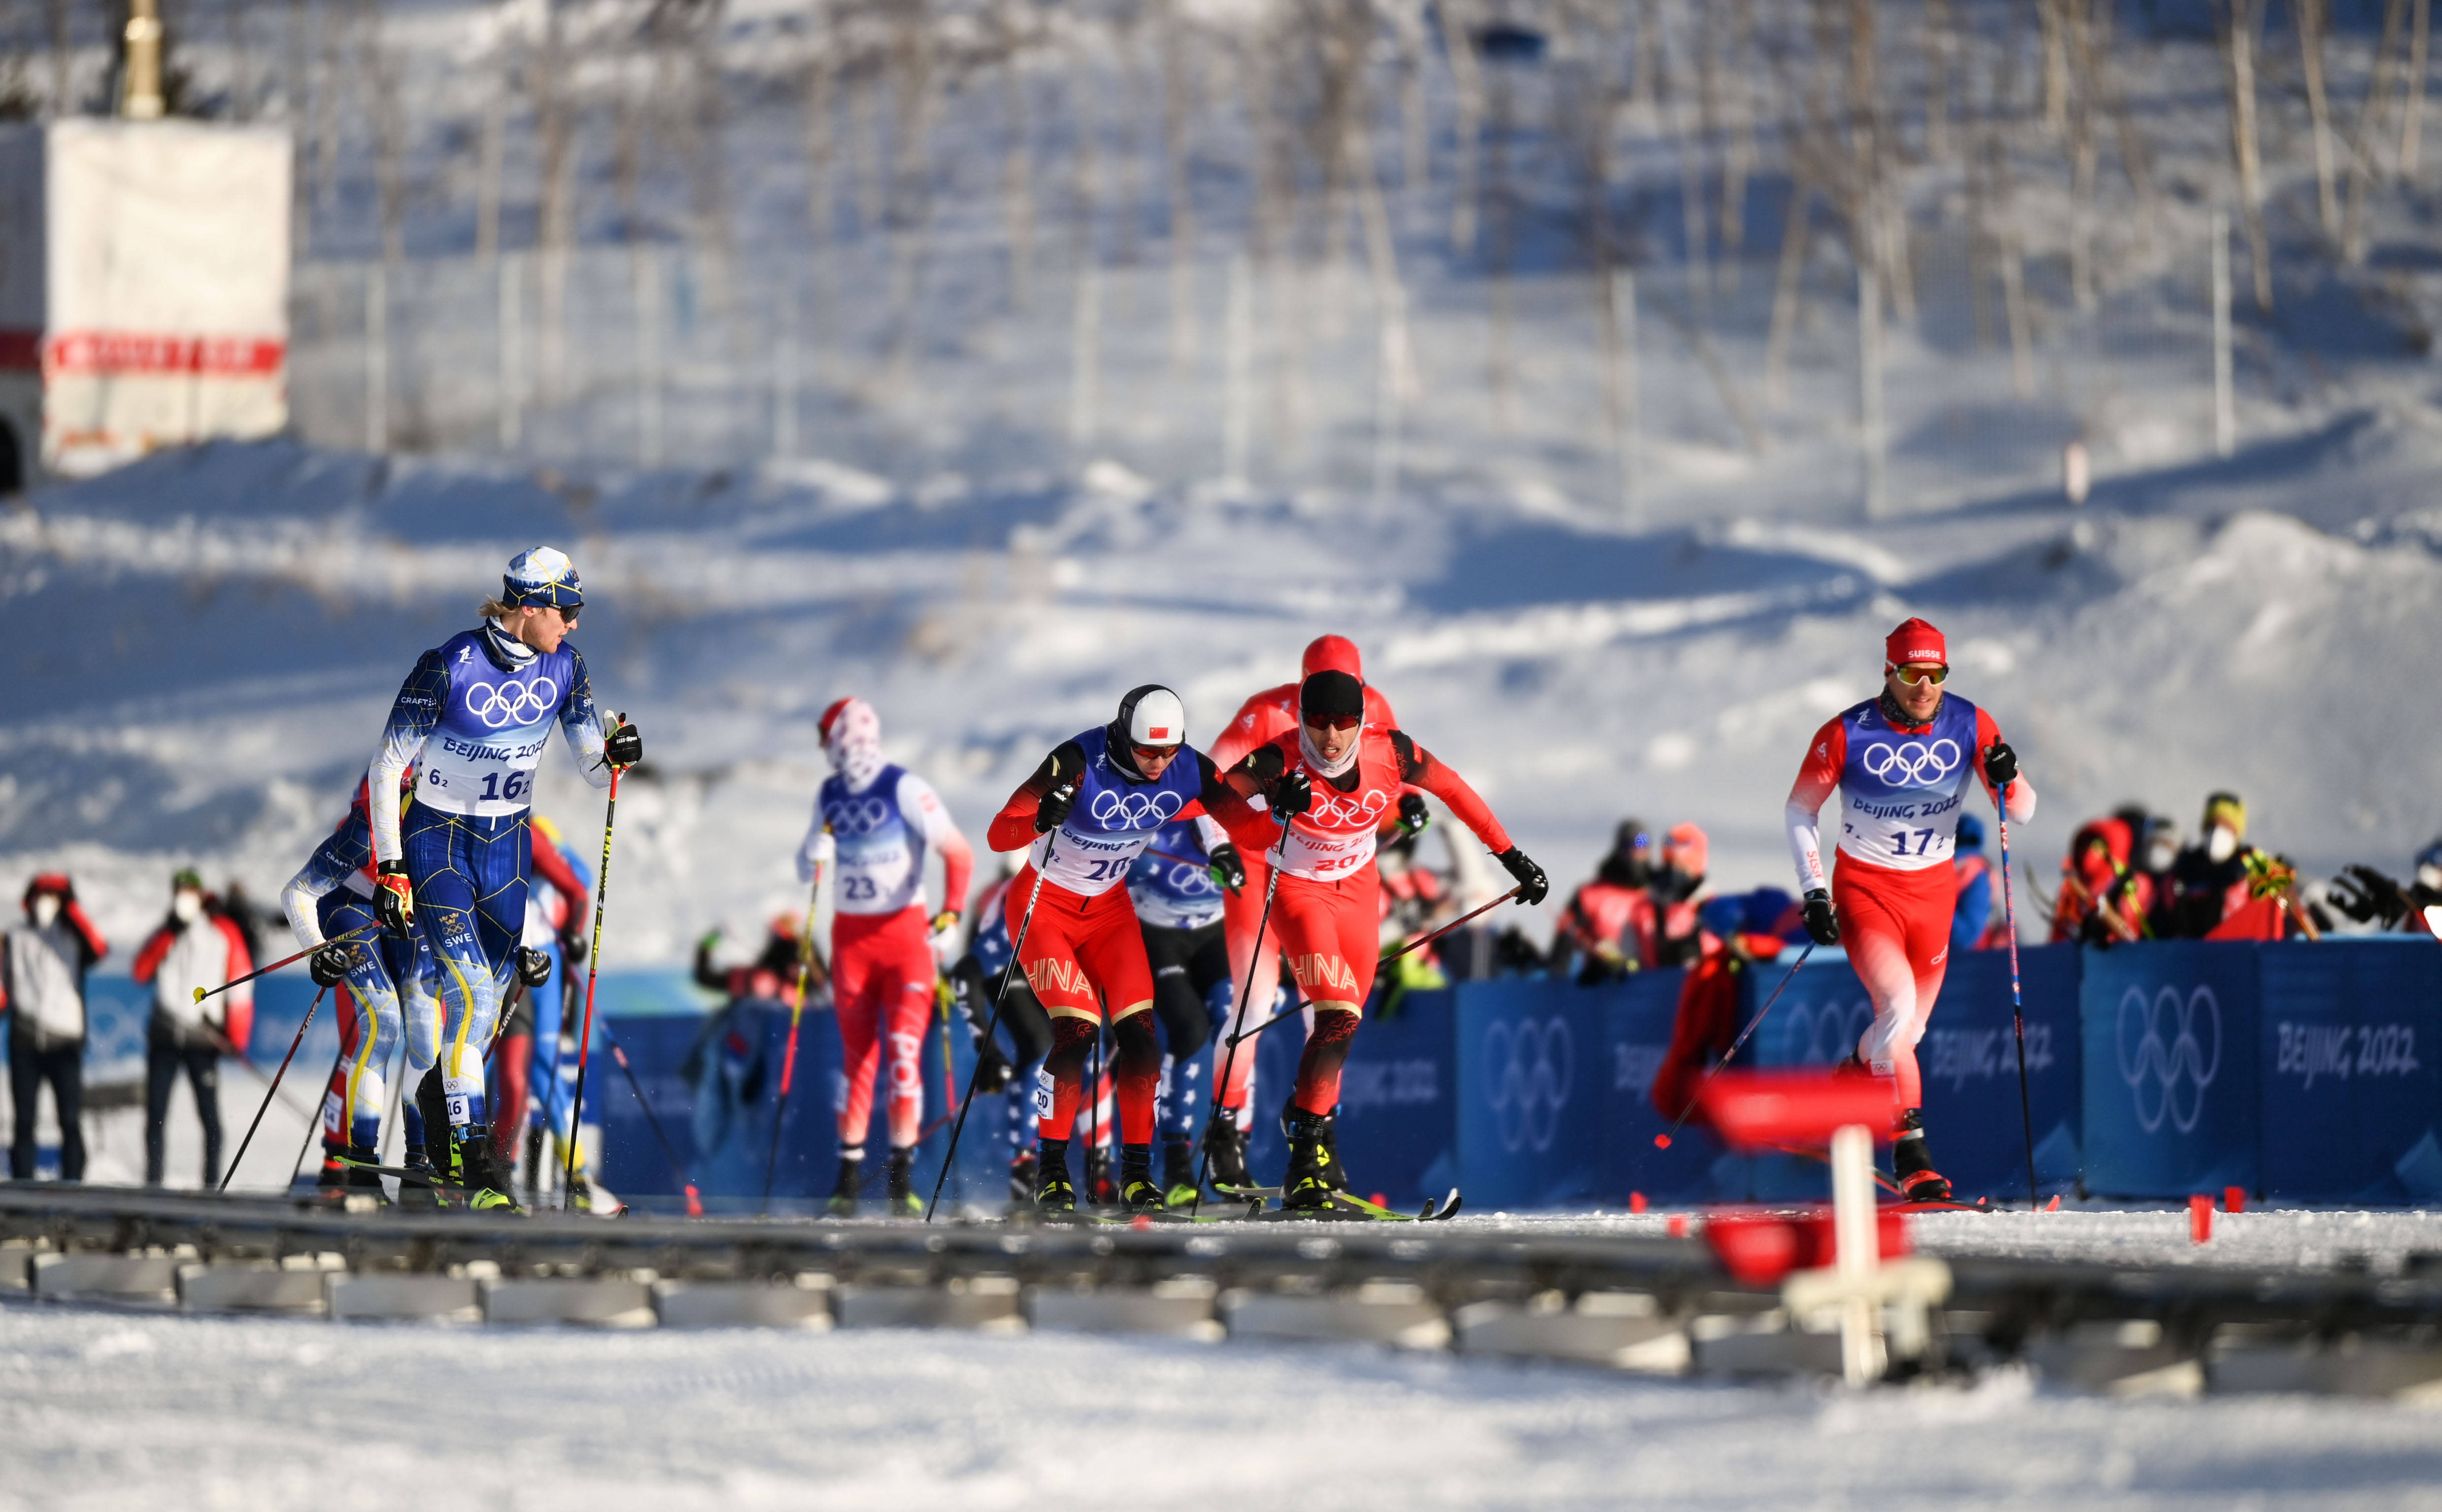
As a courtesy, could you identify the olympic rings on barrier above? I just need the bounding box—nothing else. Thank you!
[1485,1016,1572,1154]
[1089,789,1185,830]
[1781,996,1877,1066]
[463,676,561,729]
[2116,984,2221,1135]
[1859,738,1962,789]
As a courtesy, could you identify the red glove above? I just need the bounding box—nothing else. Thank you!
[375,863,416,936]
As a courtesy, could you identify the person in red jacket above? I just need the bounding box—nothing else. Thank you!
[1225,668,1546,1209]
[1201,634,1408,1188]
[1,875,106,1181]
[987,685,1268,1213]
[1784,619,2036,1203]
[132,868,256,1188]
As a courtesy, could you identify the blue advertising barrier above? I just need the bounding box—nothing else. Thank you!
[2256,940,2442,1204]
[1327,988,1459,1208]
[1455,977,1609,1210]
[1595,969,1720,1204]
[2080,942,2262,1199]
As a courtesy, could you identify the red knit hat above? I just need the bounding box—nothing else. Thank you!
[1302,634,1364,681]
[1884,617,1947,669]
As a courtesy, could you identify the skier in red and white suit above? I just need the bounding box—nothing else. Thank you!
[796,697,974,1216]
[1784,618,2036,1202]
[1202,634,1405,1188]
[1225,668,1546,1209]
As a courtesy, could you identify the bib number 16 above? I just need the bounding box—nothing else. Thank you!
[477,770,533,804]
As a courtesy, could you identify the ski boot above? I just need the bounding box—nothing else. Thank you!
[1083,1145,1114,1208]
[1319,1111,1349,1194]
[1007,1149,1039,1208]
[344,1143,387,1203]
[1280,1109,1336,1212]
[884,1147,923,1217]
[1893,1108,1953,1204]
[1159,1135,1199,1208]
[314,1142,351,1201]
[458,1137,521,1213]
[1035,1139,1076,1214]
[1201,1114,1252,1196]
[1117,1143,1166,1213]
[827,1152,864,1217]
[393,1142,442,1209]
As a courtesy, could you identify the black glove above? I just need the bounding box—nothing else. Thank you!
[1035,781,1076,833]
[605,719,644,770]
[517,945,554,988]
[308,942,360,988]
[560,929,588,965]
[1497,847,1548,906]
[1802,888,1841,946]
[2331,864,2409,926]
[1207,844,1247,894]
[1266,768,1313,817]
[1982,741,2018,789]
[1397,792,1432,838]
[374,862,415,937]
[971,1032,1015,1091]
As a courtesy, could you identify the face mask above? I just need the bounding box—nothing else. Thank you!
[2418,864,2442,893]
[2146,837,2177,873]
[2207,827,2237,864]
[173,890,204,923]
[30,895,58,929]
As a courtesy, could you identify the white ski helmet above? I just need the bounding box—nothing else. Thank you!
[1113,684,1187,749]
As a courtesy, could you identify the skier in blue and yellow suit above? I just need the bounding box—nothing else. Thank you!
[366,547,641,1209]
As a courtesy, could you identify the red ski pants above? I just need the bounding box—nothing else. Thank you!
[1214,849,1292,1120]
[1833,855,1955,1111]
[832,904,937,1149]
[1271,866,1381,1118]
[1004,871,1158,1144]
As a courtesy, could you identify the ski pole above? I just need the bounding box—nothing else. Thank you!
[926,813,1069,1222]
[1193,821,1294,1218]
[604,1027,704,1216]
[1995,798,2041,1213]
[193,924,377,1005]
[219,984,328,1192]
[1652,941,1817,1150]
[1223,886,1525,1049]
[563,764,624,1210]
[761,862,827,1214]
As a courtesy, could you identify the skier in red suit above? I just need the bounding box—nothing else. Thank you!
[1784,618,2037,1202]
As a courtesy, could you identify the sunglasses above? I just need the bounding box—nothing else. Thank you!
[1130,743,1180,764]
[1304,713,1363,732]
[1892,664,1948,686]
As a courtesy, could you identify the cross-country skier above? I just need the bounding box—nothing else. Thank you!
[986,685,1270,1213]
[1201,635,1404,1191]
[1123,815,1245,1204]
[795,696,973,1216]
[1783,618,2036,1204]
[366,547,640,1210]
[1222,667,1546,1210]
[943,862,1055,1203]
[491,813,590,1189]
[279,771,449,1202]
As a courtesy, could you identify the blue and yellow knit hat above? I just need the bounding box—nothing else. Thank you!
[503,546,583,611]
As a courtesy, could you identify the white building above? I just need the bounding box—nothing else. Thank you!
[0,119,291,491]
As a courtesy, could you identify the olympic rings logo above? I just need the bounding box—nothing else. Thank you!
[1089,788,1185,830]
[463,677,560,729]
[1782,997,1876,1066]
[827,795,896,836]
[1304,788,1390,829]
[1860,738,1961,789]
[1484,1016,1572,1154]
[2117,985,2221,1134]
[1163,862,1218,896]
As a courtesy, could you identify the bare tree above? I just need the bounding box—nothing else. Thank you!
[2218,0,2272,309]
[1157,0,1196,366]
[2298,0,2341,243]
[995,0,1034,310]
[1433,0,1483,255]
[2405,0,2430,175]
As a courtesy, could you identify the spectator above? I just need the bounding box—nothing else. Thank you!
[1647,888,1803,1124]
[2158,792,2261,938]
[1,875,105,1181]
[2050,817,2149,945]
[2326,837,2442,937]
[1551,818,1654,982]
[130,868,254,1188]
[695,915,818,1006]
[2133,814,2182,935]
[1648,823,1709,968]
[1950,815,2009,950]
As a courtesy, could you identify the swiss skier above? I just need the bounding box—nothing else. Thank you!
[1201,634,1404,1190]
[1784,618,2036,1203]
[985,685,1269,1213]
[1223,666,1546,1210]
[795,696,974,1216]
[1123,815,1244,1204]
[366,548,640,1210]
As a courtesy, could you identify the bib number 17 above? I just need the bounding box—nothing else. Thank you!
[1889,827,1938,857]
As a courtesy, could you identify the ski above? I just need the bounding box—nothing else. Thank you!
[1250,1187,1464,1223]
[331,1153,620,1215]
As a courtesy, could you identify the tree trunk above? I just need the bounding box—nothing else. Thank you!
[2299,0,2341,243]
[2404,0,2430,175]
[2222,0,2273,309]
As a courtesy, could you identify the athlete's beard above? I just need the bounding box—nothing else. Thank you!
[1297,723,1360,781]
[1878,687,1940,730]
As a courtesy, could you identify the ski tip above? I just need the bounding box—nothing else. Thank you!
[1435,1190,1464,1221]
